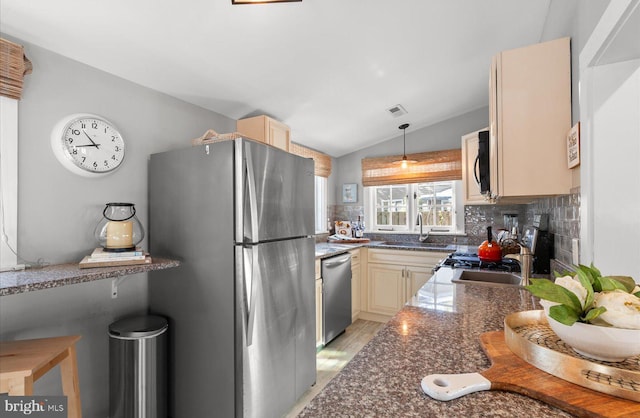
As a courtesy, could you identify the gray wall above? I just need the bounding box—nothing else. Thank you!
[333,106,489,204]
[1,35,234,417]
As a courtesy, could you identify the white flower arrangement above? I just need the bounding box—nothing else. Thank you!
[526,264,640,329]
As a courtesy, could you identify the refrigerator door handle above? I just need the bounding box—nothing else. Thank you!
[244,246,259,346]
[244,144,260,243]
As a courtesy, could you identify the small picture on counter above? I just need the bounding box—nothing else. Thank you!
[334,220,352,237]
[342,183,357,203]
[567,122,580,168]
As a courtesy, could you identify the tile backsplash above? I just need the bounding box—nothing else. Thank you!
[326,188,580,266]
[456,188,580,266]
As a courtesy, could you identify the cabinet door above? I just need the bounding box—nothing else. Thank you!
[367,263,405,316]
[462,131,490,204]
[237,115,269,145]
[351,262,361,321]
[405,266,431,302]
[315,278,323,347]
[493,37,571,198]
[268,118,290,151]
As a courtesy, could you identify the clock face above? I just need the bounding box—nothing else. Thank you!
[52,114,125,176]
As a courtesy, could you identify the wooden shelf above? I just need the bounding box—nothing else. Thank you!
[0,257,181,296]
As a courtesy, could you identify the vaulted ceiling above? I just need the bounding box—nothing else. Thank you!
[1,0,572,156]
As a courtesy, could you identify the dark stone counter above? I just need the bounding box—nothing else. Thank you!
[0,257,181,296]
[298,267,572,417]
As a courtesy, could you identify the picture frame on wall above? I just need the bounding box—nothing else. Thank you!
[567,122,580,168]
[342,183,357,203]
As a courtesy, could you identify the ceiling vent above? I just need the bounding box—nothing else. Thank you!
[386,104,407,118]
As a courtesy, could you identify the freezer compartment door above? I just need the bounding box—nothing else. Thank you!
[235,139,315,243]
[236,237,315,418]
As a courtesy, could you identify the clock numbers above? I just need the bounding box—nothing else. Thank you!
[62,117,125,173]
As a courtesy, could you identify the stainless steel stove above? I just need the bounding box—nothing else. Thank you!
[436,252,521,273]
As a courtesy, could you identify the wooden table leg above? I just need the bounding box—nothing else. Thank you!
[60,344,82,418]
[5,375,33,395]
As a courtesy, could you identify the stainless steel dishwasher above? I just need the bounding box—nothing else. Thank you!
[321,253,352,344]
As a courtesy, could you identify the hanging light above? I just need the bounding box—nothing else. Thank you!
[394,123,416,169]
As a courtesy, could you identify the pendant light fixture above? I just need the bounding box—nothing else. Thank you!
[395,123,416,169]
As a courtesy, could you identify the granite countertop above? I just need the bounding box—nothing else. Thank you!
[298,267,573,417]
[0,257,181,296]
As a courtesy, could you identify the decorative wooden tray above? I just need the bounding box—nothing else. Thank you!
[504,310,640,402]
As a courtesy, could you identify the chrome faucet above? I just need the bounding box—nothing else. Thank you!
[505,245,533,286]
[417,212,429,242]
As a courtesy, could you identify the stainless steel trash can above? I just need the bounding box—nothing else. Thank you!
[109,315,168,418]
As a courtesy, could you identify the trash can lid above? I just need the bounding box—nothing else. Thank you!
[109,315,168,338]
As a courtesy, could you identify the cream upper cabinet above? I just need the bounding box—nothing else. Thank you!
[237,115,291,152]
[489,37,572,201]
[461,129,490,204]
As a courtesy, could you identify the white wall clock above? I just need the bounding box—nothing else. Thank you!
[51,113,125,177]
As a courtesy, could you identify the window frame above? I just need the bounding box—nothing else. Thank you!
[0,96,19,270]
[314,175,328,234]
[365,180,463,234]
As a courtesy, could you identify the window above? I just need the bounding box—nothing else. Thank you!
[314,176,327,233]
[373,185,409,229]
[0,96,19,270]
[366,180,461,233]
[416,182,454,228]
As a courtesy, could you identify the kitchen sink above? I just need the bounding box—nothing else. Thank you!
[452,270,522,286]
[380,242,457,251]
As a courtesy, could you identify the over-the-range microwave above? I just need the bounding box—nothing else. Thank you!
[476,130,490,195]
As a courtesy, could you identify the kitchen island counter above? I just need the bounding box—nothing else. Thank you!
[298,267,573,417]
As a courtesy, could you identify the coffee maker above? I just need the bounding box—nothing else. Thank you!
[522,214,554,274]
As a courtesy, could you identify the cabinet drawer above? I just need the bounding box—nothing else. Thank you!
[368,248,442,268]
[349,249,361,265]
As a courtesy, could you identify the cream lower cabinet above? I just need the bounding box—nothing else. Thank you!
[367,263,405,316]
[363,249,441,320]
[350,249,361,321]
[405,265,431,301]
[315,259,323,347]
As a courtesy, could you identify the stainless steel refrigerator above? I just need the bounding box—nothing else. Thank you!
[148,138,316,418]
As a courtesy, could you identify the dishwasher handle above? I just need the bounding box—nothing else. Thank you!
[323,255,351,267]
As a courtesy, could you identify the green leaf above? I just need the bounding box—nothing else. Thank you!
[583,306,607,323]
[577,264,597,285]
[589,263,602,278]
[554,270,575,279]
[634,291,640,298]
[606,276,636,293]
[549,304,580,326]
[575,269,594,309]
[525,279,583,313]
[597,276,629,292]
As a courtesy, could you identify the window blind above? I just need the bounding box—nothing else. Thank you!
[289,142,332,177]
[0,38,32,100]
[361,149,462,186]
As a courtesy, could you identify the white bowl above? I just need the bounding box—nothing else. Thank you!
[539,300,640,362]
